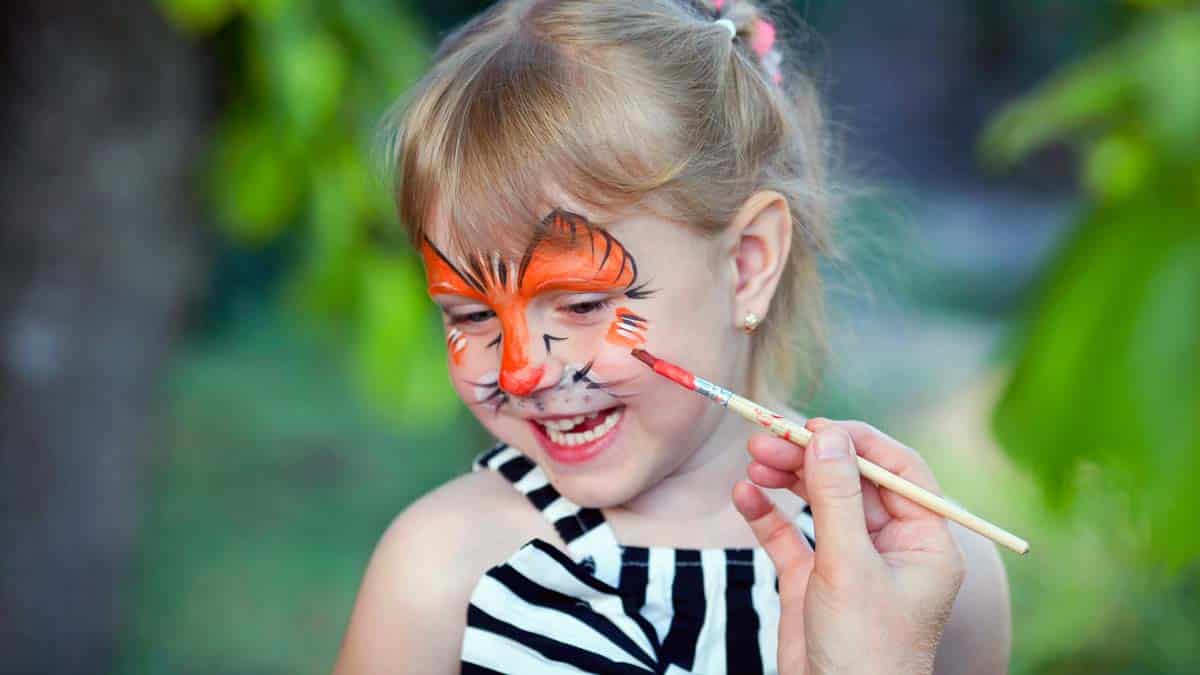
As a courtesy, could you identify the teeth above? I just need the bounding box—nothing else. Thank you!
[544,408,622,447]
[543,414,586,431]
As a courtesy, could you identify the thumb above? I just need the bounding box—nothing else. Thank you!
[804,426,876,575]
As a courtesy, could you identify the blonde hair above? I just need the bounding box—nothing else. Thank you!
[382,0,835,402]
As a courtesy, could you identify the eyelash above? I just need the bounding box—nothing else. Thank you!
[446,309,496,325]
[444,298,612,325]
[563,298,612,316]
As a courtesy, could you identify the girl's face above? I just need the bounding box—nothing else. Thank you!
[423,203,749,508]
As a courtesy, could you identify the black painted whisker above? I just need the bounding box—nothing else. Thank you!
[542,334,567,353]
[625,282,658,300]
[573,360,594,383]
[463,377,500,388]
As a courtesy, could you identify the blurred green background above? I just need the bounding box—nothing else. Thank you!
[1,1,1196,673]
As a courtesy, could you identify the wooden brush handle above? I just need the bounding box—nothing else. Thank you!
[728,396,1030,555]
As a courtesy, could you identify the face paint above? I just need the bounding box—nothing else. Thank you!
[470,370,502,403]
[446,328,468,364]
[606,307,649,348]
[423,209,653,397]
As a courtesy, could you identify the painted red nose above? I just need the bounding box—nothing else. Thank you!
[499,365,546,398]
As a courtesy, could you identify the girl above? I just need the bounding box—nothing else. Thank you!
[335,0,1010,672]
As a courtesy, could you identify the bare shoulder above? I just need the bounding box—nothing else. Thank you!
[332,468,556,675]
[934,523,1013,675]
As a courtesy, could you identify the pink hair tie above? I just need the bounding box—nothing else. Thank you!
[710,2,784,84]
[755,19,783,84]
[749,18,775,58]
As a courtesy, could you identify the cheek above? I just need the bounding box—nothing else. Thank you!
[446,328,469,365]
[588,338,645,383]
[445,334,502,398]
[604,307,649,349]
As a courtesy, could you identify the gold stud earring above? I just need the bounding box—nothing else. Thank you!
[742,312,762,334]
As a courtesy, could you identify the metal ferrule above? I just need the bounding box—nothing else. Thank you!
[694,377,733,407]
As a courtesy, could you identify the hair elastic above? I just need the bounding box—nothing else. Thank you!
[714,18,737,39]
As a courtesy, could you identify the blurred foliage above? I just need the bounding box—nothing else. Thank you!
[115,316,479,675]
[157,0,459,424]
[983,3,1200,567]
[134,1,1200,673]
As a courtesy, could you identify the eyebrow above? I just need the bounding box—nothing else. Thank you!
[424,236,487,295]
[426,208,642,299]
[525,275,629,296]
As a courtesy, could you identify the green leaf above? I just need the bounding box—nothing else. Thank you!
[209,118,304,246]
[240,0,290,23]
[156,0,236,34]
[980,44,1134,167]
[260,22,350,142]
[1083,132,1152,200]
[292,144,373,316]
[1137,13,1200,155]
[994,189,1200,566]
[356,254,459,426]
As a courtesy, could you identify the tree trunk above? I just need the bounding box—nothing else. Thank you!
[0,2,210,672]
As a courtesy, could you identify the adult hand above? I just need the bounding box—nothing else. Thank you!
[732,418,966,675]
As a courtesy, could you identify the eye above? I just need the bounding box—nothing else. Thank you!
[565,298,612,315]
[446,308,496,325]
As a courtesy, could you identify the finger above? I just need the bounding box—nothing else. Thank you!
[802,426,877,574]
[834,420,945,521]
[860,478,890,534]
[834,420,941,492]
[733,483,814,670]
[732,480,812,577]
[747,461,798,490]
[747,433,805,473]
[773,459,889,532]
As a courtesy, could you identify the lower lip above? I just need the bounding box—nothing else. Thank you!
[530,408,625,465]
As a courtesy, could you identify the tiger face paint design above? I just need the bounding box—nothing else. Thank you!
[606,308,649,348]
[422,209,655,397]
[446,328,468,364]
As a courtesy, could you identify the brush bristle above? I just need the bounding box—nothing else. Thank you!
[630,348,657,368]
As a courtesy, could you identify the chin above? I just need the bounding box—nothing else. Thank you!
[544,462,651,509]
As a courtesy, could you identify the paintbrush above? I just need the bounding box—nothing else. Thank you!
[631,348,1030,555]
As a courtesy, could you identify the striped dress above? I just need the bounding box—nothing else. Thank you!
[461,444,816,674]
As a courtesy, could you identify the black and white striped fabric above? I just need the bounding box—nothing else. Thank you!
[461,444,816,674]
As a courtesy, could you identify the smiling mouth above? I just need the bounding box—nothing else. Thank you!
[532,406,624,447]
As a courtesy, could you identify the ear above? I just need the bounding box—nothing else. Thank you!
[725,190,792,325]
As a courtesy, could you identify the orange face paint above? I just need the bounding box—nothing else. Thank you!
[422,210,645,397]
[606,307,649,348]
[446,328,468,365]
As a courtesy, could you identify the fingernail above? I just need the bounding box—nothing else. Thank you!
[806,417,830,432]
[815,431,847,461]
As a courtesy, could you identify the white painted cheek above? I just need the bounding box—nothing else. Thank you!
[471,369,501,402]
[556,364,584,389]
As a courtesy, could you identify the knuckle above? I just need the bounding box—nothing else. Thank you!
[817,559,872,591]
[763,519,797,548]
[813,477,863,503]
[838,419,882,441]
[938,538,968,590]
